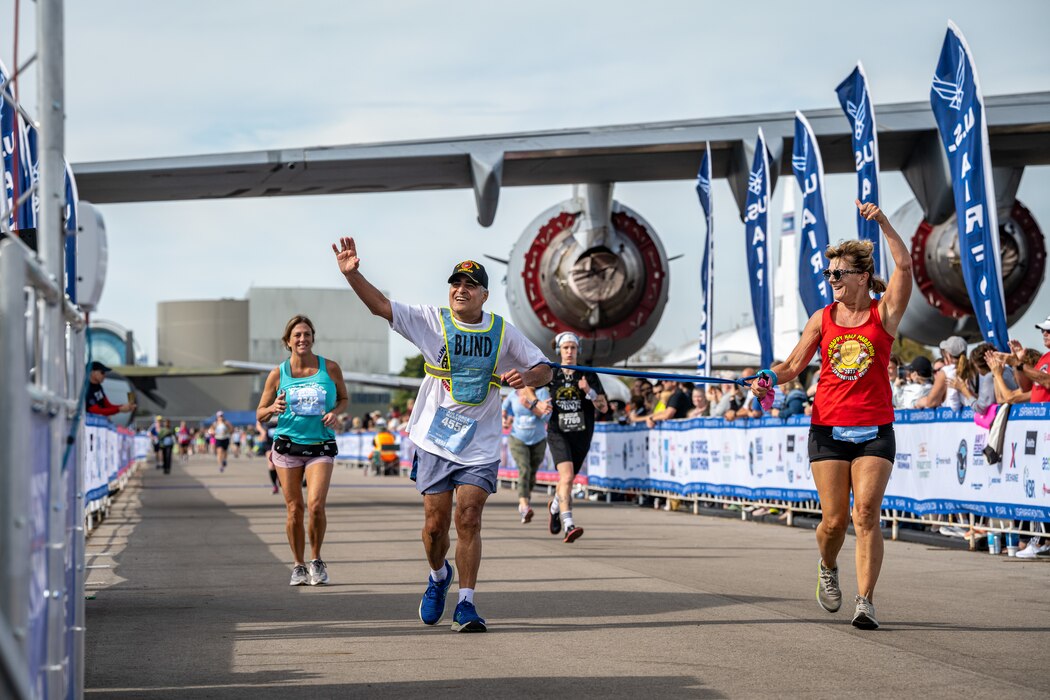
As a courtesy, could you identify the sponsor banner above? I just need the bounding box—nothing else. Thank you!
[835,62,883,278]
[695,145,714,376]
[929,22,1009,350]
[84,415,136,507]
[744,129,774,368]
[585,409,1050,520]
[792,112,833,316]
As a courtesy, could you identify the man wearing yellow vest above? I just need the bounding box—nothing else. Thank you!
[333,238,552,632]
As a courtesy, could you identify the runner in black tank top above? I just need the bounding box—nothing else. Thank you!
[544,332,607,543]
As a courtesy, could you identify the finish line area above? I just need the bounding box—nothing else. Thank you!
[84,454,1049,698]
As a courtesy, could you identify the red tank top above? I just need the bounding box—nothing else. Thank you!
[811,301,895,426]
[1031,351,1050,403]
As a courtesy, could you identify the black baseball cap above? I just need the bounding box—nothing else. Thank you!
[90,361,112,373]
[904,356,933,378]
[447,260,488,288]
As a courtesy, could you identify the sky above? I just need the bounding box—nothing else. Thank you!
[8,0,1050,369]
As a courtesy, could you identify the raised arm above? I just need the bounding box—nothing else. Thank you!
[332,236,393,322]
[858,200,912,336]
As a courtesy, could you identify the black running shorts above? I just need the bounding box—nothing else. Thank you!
[547,430,593,475]
[808,424,895,464]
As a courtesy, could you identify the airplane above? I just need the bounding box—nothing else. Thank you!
[73,92,1050,365]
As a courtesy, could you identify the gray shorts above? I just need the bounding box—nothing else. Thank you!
[411,449,498,495]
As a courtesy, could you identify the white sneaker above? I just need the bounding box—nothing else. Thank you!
[308,559,329,585]
[289,564,309,586]
[938,525,968,538]
[1015,540,1048,559]
[851,595,879,630]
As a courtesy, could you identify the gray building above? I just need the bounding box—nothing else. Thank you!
[155,299,253,420]
[247,286,391,414]
[144,288,391,423]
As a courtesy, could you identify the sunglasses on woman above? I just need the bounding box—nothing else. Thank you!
[821,268,864,281]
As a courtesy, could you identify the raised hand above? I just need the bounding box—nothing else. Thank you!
[1009,338,1026,364]
[332,236,360,276]
[855,199,886,224]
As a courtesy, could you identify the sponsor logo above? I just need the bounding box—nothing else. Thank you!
[1009,442,1018,470]
[973,434,987,466]
[956,440,968,485]
[786,435,795,453]
[918,442,929,459]
[896,453,912,470]
[932,47,965,111]
[1042,457,1050,472]
[787,468,794,484]
[747,168,764,196]
[1025,431,1038,455]
[1024,467,1035,498]
[846,90,868,141]
[748,442,755,475]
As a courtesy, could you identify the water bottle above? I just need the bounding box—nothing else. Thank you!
[1005,532,1020,556]
[987,532,1002,554]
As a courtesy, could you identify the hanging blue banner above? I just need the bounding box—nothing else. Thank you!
[835,62,882,278]
[0,60,17,230]
[744,129,773,369]
[792,112,833,317]
[19,117,37,229]
[694,143,714,376]
[930,21,1009,351]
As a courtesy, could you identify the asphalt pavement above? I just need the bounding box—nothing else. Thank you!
[84,453,1050,698]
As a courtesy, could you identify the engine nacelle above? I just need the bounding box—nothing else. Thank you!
[505,192,669,365]
[893,198,1045,345]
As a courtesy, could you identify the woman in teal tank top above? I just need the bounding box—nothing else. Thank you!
[256,315,348,587]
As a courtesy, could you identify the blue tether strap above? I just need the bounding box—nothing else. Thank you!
[545,362,757,387]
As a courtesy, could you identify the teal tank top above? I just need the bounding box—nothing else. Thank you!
[275,356,337,444]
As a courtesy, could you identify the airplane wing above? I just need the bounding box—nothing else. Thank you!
[112,365,260,378]
[221,360,424,391]
[72,92,1050,225]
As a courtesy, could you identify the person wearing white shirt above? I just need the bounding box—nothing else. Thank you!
[333,238,552,633]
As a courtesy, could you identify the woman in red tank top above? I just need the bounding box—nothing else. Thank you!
[752,200,912,630]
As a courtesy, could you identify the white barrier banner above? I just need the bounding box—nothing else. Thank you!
[587,408,1050,520]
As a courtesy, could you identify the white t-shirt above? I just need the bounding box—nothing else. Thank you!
[942,364,963,411]
[391,302,548,465]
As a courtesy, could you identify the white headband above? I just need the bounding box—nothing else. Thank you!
[555,331,581,347]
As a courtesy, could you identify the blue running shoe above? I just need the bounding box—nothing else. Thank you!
[451,600,487,633]
[418,560,454,625]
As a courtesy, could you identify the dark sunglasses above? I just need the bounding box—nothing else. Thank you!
[822,268,864,281]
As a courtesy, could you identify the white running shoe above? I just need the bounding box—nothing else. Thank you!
[1015,540,1048,559]
[851,595,879,630]
[816,559,841,613]
[289,564,309,586]
[308,559,329,585]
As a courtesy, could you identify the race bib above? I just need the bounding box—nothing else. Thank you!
[558,411,585,432]
[832,425,878,444]
[425,406,478,455]
[287,385,327,416]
